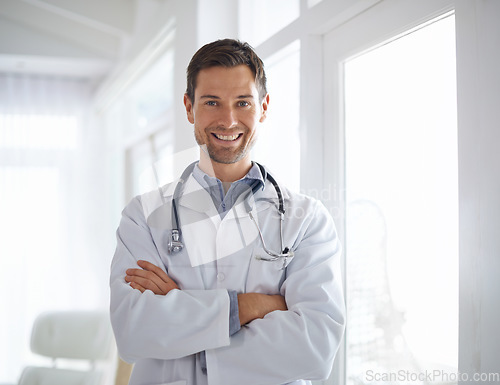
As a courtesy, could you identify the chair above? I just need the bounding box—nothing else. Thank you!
[18,311,114,385]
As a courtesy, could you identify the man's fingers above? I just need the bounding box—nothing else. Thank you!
[137,260,172,284]
[125,260,179,295]
[125,273,164,294]
[137,260,180,291]
[129,281,146,293]
[125,267,163,285]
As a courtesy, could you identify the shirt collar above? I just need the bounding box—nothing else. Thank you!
[192,161,265,191]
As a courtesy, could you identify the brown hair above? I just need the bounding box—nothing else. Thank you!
[186,39,267,102]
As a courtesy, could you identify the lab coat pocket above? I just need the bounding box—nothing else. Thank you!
[245,247,288,294]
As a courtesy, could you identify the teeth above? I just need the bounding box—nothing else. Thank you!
[215,134,239,141]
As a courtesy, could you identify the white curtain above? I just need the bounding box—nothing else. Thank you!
[0,74,113,383]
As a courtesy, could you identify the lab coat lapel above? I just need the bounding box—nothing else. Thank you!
[176,175,221,267]
[177,175,217,214]
[215,177,288,261]
[175,177,257,266]
[167,172,289,267]
[215,191,258,260]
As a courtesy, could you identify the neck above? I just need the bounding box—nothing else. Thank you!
[198,150,252,182]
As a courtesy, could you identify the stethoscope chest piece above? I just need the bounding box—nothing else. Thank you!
[255,250,294,271]
[168,229,183,253]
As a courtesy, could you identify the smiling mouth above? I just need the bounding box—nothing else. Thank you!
[212,133,242,141]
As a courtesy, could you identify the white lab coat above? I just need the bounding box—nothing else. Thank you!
[110,171,345,385]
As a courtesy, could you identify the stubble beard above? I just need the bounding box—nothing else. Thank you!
[195,127,256,165]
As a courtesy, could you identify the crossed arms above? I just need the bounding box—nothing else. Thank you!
[125,259,287,326]
[110,195,345,384]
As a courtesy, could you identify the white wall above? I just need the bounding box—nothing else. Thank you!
[455,0,500,380]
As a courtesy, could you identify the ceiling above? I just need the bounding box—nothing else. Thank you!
[0,0,136,80]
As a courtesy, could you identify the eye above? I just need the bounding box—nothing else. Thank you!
[238,100,250,107]
[205,100,217,106]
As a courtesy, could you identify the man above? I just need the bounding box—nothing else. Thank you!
[110,39,345,385]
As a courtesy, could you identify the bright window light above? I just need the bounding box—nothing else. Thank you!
[127,49,175,134]
[0,166,62,381]
[344,14,458,384]
[253,40,301,192]
[0,114,78,149]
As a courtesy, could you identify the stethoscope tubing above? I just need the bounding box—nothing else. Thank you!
[167,162,294,263]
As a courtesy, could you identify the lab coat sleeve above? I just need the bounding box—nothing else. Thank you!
[110,196,231,363]
[205,199,346,385]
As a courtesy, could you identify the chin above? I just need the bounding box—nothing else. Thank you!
[208,149,247,165]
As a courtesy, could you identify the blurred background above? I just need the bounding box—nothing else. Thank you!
[0,1,499,385]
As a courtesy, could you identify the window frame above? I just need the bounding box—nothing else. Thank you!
[322,0,500,383]
[323,1,457,383]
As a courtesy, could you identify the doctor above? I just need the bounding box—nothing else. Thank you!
[110,39,345,385]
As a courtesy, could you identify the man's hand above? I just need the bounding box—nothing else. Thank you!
[125,260,179,295]
[237,293,287,326]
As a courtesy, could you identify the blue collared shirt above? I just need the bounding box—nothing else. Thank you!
[192,162,265,218]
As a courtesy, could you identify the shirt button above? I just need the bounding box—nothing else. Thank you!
[217,272,225,281]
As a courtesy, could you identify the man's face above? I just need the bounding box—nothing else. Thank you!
[184,65,268,165]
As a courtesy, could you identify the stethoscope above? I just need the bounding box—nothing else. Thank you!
[167,162,294,265]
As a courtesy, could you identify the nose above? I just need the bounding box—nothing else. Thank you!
[216,105,238,129]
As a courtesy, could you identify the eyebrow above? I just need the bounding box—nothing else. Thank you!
[199,94,255,99]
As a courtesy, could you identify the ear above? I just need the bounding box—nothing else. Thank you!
[259,93,270,123]
[184,94,195,124]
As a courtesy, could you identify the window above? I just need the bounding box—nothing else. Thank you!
[125,49,175,135]
[252,40,301,192]
[344,14,458,384]
[0,114,77,149]
[238,0,300,46]
[0,109,95,382]
[104,44,176,201]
